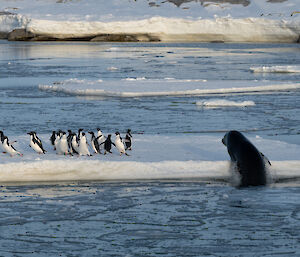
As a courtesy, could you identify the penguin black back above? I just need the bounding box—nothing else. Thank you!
[50,131,56,146]
[101,134,115,153]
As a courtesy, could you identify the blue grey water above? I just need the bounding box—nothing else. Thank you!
[0,41,300,256]
[0,41,299,139]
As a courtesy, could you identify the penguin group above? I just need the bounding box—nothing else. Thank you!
[0,128,132,157]
[49,128,132,156]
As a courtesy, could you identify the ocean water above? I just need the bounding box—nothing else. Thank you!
[0,40,300,256]
[0,41,300,137]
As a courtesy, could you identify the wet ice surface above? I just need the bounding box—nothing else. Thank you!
[0,181,300,256]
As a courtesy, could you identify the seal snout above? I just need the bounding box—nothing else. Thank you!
[222,137,225,145]
[221,134,227,146]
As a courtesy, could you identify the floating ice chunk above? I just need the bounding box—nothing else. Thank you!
[196,99,255,108]
[250,66,300,73]
[38,79,300,98]
[107,66,118,71]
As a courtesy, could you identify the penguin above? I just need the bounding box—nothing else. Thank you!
[71,133,79,154]
[100,134,115,154]
[54,131,61,151]
[88,131,101,154]
[50,131,56,149]
[96,128,105,151]
[124,129,132,151]
[96,128,103,138]
[32,132,45,152]
[67,130,73,153]
[77,128,83,143]
[78,132,91,156]
[2,136,23,157]
[28,132,46,154]
[0,130,6,153]
[56,132,69,155]
[0,130,4,141]
[115,132,129,156]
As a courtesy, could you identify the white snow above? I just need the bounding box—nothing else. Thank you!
[0,133,299,183]
[1,0,300,42]
[250,65,300,73]
[38,79,300,98]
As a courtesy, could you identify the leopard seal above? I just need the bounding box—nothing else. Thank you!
[222,130,271,187]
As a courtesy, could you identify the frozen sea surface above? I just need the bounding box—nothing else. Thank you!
[0,41,300,256]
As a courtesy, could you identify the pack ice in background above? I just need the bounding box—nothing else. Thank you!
[0,0,300,43]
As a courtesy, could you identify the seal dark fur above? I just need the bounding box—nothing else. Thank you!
[222,130,270,187]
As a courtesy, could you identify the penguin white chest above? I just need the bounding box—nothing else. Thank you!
[72,136,79,152]
[58,135,68,154]
[79,136,90,156]
[30,136,43,154]
[115,137,125,154]
[3,139,13,155]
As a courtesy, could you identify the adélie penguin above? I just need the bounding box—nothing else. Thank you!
[54,131,61,151]
[56,132,69,155]
[50,131,56,150]
[96,128,105,151]
[77,128,83,143]
[124,129,132,151]
[71,133,79,154]
[88,131,101,154]
[2,136,23,157]
[32,131,45,152]
[0,130,6,153]
[78,132,91,156]
[28,132,46,154]
[100,134,115,154]
[115,132,129,156]
[67,130,73,153]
